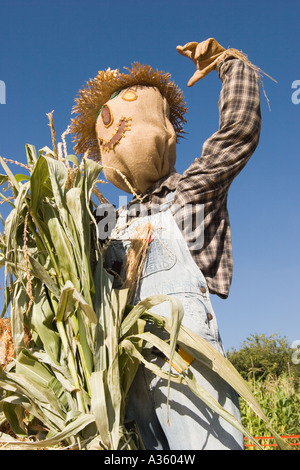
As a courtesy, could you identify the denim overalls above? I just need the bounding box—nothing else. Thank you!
[104,192,244,450]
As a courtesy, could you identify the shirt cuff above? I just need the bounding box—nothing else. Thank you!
[215,55,238,79]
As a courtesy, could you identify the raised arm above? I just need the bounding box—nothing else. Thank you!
[174,38,262,206]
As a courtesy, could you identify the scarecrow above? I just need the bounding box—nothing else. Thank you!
[71,38,262,450]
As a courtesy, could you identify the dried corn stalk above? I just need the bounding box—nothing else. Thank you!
[0,124,290,450]
[0,319,13,367]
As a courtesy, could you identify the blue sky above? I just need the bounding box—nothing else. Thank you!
[0,0,299,352]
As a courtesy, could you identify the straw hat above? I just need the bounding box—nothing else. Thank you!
[71,62,187,161]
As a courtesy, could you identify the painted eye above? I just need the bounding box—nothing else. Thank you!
[122,89,138,102]
[101,104,113,127]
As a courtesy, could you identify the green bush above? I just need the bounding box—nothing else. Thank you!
[227,334,300,449]
[227,334,299,382]
[240,373,300,449]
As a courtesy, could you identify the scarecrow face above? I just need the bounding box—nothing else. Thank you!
[95,85,177,194]
[97,89,134,152]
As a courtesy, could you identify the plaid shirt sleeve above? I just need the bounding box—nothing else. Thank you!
[173,57,262,298]
[174,57,262,205]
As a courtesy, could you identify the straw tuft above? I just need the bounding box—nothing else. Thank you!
[122,222,153,303]
[217,48,277,110]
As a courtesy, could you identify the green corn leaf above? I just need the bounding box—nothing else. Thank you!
[30,154,49,214]
[56,280,97,324]
[2,399,27,436]
[118,318,146,398]
[120,294,183,339]
[25,143,38,169]
[65,154,80,167]
[0,412,96,448]
[15,350,70,414]
[43,205,80,289]
[89,370,111,449]
[0,156,20,191]
[0,369,66,432]
[65,187,93,302]
[0,174,8,186]
[30,282,61,364]
[32,350,76,394]
[10,284,29,356]
[15,174,30,183]
[28,254,60,298]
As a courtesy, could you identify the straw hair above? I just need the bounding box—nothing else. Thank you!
[70,63,187,161]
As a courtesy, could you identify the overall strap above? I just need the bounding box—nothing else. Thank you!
[159,191,175,212]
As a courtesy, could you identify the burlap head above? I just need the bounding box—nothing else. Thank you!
[96,85,177,194]
[70,63,187,162]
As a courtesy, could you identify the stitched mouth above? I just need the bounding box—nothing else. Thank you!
[98,116,132,153]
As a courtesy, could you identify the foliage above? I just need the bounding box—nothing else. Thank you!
[241,373,300,449]
[0,136,291,450]
[227,334,300,382]
[228,334,300,450]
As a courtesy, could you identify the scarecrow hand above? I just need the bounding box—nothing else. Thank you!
[177,38,226,86]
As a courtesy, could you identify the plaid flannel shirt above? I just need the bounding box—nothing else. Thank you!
[136,57,262,299]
